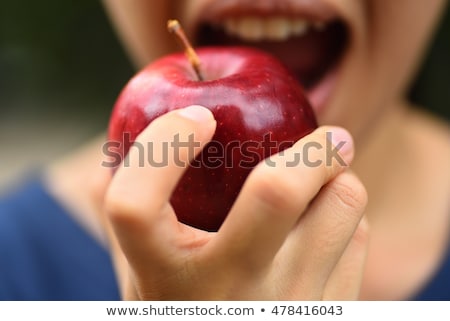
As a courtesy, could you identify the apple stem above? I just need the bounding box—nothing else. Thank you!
[168,19,204,81]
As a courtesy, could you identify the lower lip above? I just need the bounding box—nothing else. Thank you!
[305,65,339,116]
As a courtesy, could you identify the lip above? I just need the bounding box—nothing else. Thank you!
[306,63,339,115]
[192,0,339,26]
[188,0,353,117]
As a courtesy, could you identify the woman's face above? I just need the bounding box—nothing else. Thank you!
[103,0,446,144]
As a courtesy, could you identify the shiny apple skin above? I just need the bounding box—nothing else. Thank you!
[108,46,317,232]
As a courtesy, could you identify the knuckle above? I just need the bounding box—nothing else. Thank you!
[328,172,368,216]
[249,165,304,214]
[104,189,146,228]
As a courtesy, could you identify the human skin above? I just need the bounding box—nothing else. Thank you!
[45,0,450,300]
[102,0,445,142]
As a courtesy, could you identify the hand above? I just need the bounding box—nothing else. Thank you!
[101,105,369,300]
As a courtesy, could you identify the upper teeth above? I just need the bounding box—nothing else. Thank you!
[223,17,324,42]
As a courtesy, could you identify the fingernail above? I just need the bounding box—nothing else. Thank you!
[328,127,354,165]
[177,105,214,123]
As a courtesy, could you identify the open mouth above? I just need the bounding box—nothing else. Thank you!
[191,1,350,114]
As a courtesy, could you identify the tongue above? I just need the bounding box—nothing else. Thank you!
[197,20,347,88]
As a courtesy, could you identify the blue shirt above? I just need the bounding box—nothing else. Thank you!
[0,176,120,300]
[0,176,448,300]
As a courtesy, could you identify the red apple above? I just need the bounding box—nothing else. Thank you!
[108,45,317,231]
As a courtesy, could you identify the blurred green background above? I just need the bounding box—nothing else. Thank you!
[0,1,134,188]
[0,1,449,188]
[0,1,133,125]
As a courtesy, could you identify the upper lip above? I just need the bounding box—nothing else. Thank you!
[188,0,352,36]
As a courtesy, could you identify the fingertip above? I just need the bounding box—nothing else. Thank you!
[320,126,354,166]
[177,105,215,124]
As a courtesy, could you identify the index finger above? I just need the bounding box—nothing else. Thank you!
[104,106,216,269]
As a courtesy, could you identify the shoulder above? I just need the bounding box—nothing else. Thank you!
[413,241,450,300]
